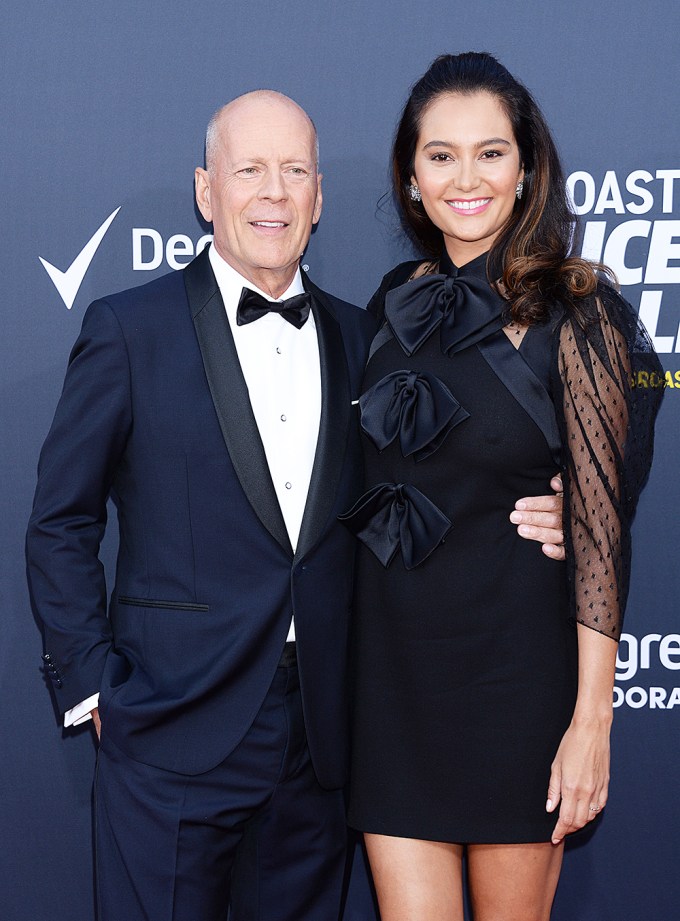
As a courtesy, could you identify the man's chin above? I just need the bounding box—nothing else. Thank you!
[248,248,305,275]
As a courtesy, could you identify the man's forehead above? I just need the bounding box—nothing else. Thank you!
[216,117,316,165]
[214,92,315,159]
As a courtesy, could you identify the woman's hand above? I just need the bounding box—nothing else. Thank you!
[546,714,611,844]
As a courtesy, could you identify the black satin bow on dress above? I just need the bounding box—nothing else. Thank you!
[359,369,469,462]
[236,287,312,329]
[338,483,451,569]
[384,271,507,357]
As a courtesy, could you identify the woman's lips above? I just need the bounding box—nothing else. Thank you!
[445,198,492,215]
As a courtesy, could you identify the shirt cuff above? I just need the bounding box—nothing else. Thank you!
[64,693,100,727]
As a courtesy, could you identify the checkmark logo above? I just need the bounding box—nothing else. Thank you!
[39,207,121,309]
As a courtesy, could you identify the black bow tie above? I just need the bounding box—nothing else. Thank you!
[236,287,312,329]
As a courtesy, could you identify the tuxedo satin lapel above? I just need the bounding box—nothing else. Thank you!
[295,278,351,561]
[184,249,293,556]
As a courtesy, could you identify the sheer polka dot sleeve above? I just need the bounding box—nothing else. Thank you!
[556,285,665,640]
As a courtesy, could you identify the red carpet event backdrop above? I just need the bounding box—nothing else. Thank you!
[2,2,678,919]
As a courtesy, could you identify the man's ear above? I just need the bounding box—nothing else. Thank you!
[312,173,323,226]
[195,168,213,223]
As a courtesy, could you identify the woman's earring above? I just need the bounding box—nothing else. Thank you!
[515,180,524,200]
[409,183,422,202]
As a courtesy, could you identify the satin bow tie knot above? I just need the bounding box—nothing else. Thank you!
[440,276,459,314]
[236,287,312,329]
[403,370,419,394]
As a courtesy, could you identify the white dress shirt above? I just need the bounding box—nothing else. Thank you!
[64,248,321,727]
[210,246,321,556]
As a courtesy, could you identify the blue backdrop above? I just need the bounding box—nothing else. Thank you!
[2,2,678,919]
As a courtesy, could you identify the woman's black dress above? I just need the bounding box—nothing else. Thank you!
[342,250,663,843]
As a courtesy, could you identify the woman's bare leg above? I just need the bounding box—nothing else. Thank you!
[467,842,564,921]
[364,833,465,921]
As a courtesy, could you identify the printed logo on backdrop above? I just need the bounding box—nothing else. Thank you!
[568,168,680,390]
[131,229,311,272]
[39,208,122,309]
[132,228,212,272]
[38,207,213,309]
[615,632,680,709]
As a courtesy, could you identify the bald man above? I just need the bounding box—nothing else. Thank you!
[27,92,564,921]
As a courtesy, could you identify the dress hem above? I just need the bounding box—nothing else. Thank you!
[348,817,556,846]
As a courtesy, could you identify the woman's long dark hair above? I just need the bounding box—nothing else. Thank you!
[393,52,605,324]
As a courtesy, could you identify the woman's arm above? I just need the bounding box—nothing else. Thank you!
[547,625,616,842]
[547,294,635,842]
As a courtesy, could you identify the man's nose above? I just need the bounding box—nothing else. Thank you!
[258,168,287,201]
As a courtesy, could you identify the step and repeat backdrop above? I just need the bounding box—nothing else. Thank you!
[2,2,678,919]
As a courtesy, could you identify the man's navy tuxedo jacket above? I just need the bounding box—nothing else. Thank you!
[27,247,375,783]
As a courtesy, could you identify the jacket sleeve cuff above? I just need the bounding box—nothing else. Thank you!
[64,693,100,727]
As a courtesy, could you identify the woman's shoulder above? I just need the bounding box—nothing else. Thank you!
[555,276,641,340]
[552,277,664,394]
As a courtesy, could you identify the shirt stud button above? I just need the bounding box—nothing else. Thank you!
[285,482,292,490]
[280,414,287,422]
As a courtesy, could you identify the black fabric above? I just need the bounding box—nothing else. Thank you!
[294,273,354,563]
[384,258,506,357]
[346,252,663,843]
[189,265,293,555]
[552,283,664,638]
[358,369,469,462]
[477,327,562,467]
[339,482,451,570]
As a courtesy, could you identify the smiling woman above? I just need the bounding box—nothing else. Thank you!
[343,51,664,921]
[410,92,523,265]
